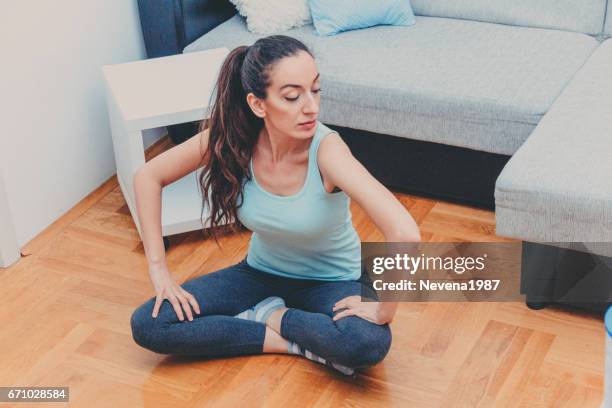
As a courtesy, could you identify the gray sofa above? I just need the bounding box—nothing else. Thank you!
[495,39,612,244]
[184,3,605,157]
[138,0,612,311]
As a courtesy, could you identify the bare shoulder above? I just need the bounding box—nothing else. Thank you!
[316,131,355,193]
[317,131,353,167]
[138,127,211,187]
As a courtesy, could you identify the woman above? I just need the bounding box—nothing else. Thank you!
[130,35,420,376]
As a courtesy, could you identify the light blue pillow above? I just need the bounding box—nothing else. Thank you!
[308,0,416,36]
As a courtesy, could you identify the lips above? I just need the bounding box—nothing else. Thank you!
[299,120,316,126]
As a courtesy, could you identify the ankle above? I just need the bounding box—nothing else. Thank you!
[265,307,288,334]
[262,326,289,353]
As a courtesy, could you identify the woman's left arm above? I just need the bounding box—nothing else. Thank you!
[318,133,421,325]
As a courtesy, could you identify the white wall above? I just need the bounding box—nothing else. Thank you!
[0,1,164,249]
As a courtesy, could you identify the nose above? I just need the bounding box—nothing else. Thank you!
[303,92,319,115]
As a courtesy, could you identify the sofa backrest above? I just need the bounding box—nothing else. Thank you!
[605,1,612,36]
[410,0,608,36]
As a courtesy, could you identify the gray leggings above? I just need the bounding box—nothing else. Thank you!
[130,257,392,368]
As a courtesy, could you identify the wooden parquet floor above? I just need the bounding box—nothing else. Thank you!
[0,136,605,407]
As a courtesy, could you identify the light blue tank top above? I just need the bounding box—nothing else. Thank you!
[236,121,362,281]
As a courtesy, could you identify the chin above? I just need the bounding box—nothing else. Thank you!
[301,128,317,138]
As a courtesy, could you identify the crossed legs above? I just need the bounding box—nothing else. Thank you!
[130,260,392,369]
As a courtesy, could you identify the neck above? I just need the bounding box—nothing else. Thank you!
[258,125,310,165]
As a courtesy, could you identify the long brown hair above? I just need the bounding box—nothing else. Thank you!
[198,35,313,248]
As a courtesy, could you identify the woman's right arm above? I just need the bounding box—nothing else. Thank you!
[132,128,211,320]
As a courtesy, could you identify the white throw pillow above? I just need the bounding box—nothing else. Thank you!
[229,0,312,34]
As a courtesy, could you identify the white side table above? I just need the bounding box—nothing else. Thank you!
[102,47,230,243]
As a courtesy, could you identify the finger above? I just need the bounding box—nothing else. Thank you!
[182,290,201,315]
[152,296,163,318]
[333,309,357,321]
[333,296,359,310]
[333,295,359,311]
[168,294,185,321]
[333,309,355,321]
[333,297,350,310]
[346,295,361,305]
[334,295,349,306]
[172,287,193,321]
[176,291,194,321]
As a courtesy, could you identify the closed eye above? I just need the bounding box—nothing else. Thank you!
[285,89,322,102]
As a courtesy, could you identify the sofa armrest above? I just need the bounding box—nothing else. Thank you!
[137,0,236,58]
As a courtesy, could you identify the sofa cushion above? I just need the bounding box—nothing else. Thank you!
[495,39,612,243]
[184,14,598,155]
[410,0,607,36]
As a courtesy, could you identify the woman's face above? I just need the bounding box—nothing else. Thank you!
[248,50,321,140]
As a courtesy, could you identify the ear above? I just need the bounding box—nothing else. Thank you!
[246,92,266,118]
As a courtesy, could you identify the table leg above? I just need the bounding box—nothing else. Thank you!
[104,86,147,241]
[114,129,146,242]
